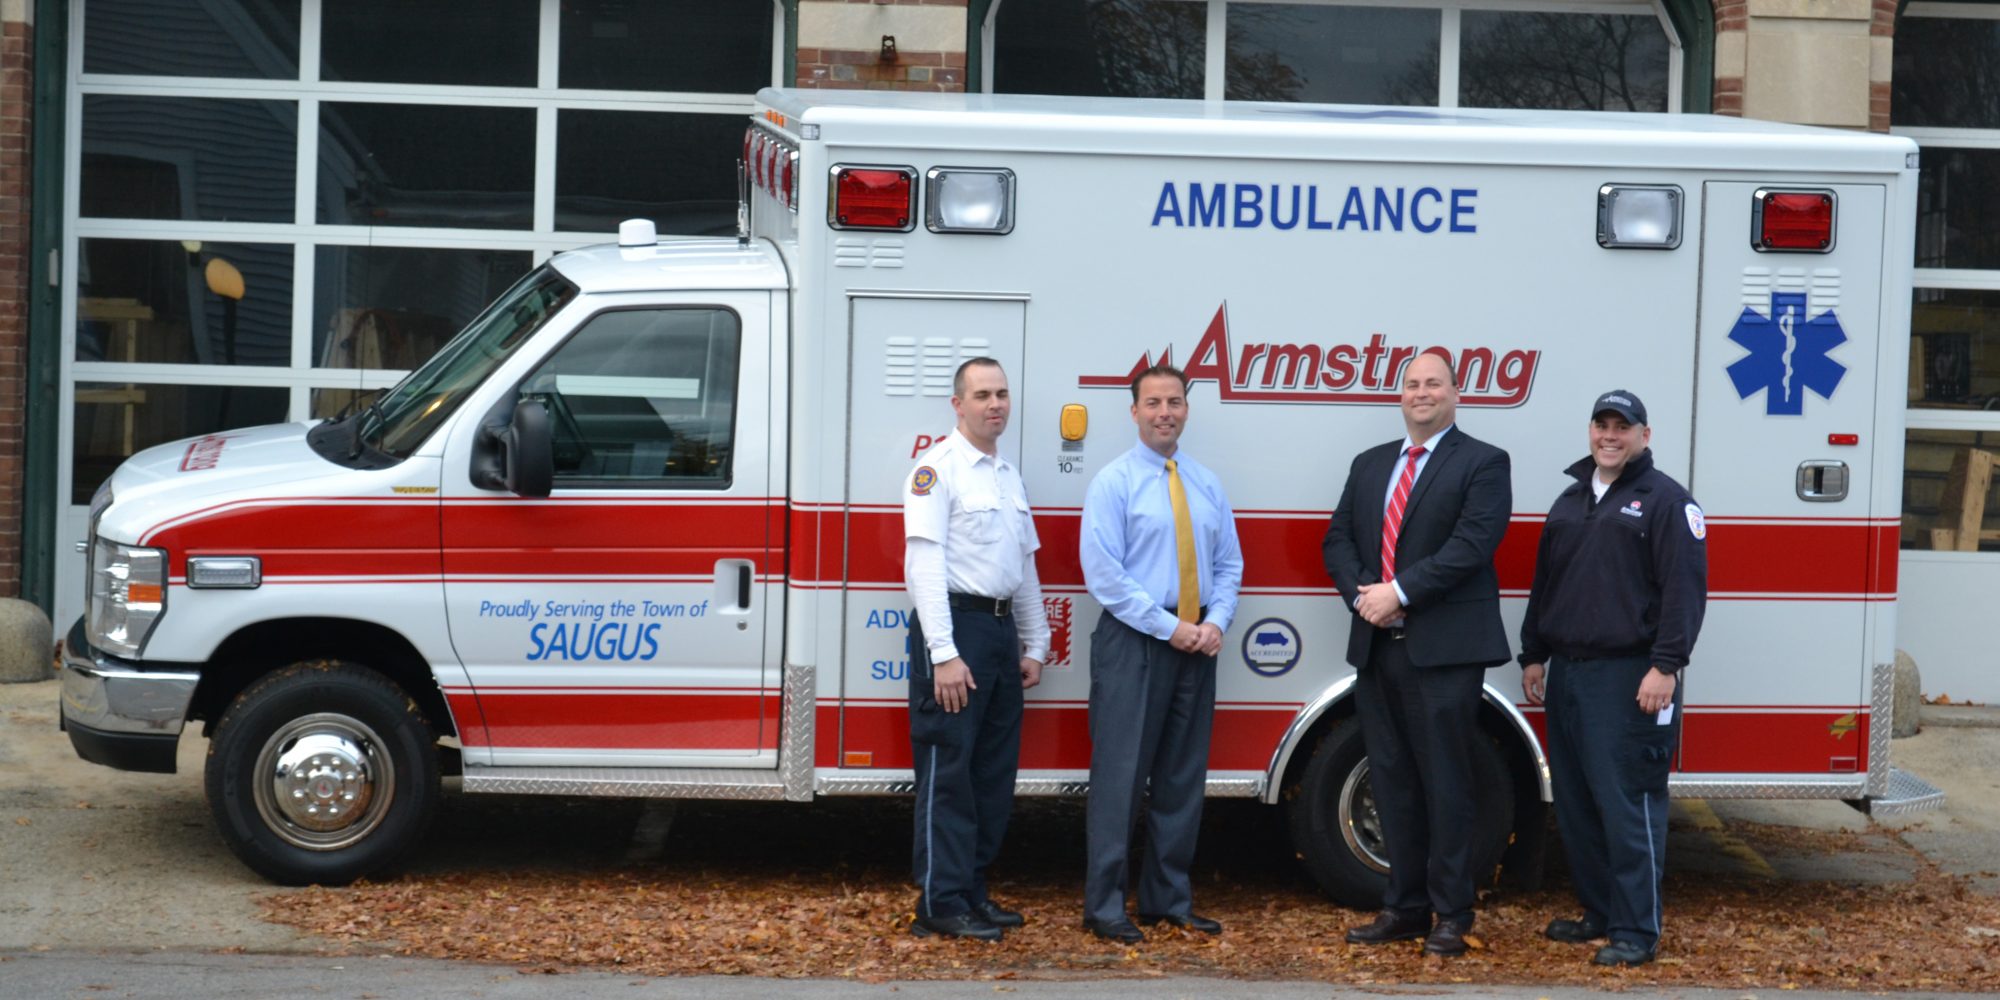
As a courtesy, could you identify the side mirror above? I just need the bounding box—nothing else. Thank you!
[472,397,553,497]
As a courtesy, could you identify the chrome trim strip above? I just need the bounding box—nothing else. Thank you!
[1868,659,1894,798]
[461,765,789,800]
[1259,675,1355,805]
[816,770,1265,798]
[1483,683,1555,803]
[1669,774,1868,799]
[59,639,198,736]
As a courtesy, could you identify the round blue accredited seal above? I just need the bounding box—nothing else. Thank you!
[1241,617,1301,677]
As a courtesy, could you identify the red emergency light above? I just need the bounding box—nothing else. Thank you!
[831,166,916,231]
[781,151,796,212]
[1754,190,1835,252]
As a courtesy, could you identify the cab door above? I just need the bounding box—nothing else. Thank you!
[442,292,776,767]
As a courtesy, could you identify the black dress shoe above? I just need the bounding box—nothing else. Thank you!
[1593,940,1656,966]
[975,900,1025,928]
[910,911,1003,941]
[1423,918,1473,956]
[1345,909,1430,944]
[1082,916,1146,944]
[1139,912,1223,935]
[1544,916,1607,943]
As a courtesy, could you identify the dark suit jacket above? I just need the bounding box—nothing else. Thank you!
[1322,427,1513,670]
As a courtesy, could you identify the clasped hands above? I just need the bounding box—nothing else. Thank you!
[1170,620,1225,657]
[1352,582,1405,628]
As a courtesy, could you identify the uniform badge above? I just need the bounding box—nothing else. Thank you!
[1685,503,1706,540]
[911,466,938,496]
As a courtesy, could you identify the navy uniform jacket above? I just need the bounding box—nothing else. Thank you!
[1518,449,1708,672]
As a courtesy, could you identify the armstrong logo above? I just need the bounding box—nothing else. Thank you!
[1079,303,1541,406]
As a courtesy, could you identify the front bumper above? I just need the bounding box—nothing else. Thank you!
[59,618,199,774]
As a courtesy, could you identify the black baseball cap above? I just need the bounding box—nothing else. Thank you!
[1592,390,1647,425]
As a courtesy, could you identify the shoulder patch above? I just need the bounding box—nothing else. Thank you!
[911,466,938,496]
[1684,503,1705,540]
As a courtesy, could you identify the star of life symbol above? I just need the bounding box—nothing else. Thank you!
[1725,291,1847,416]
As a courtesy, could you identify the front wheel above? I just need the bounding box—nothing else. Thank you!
[204,661,439,885]
[1285,714,1514,908]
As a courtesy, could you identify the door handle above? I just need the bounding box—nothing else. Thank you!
[737,564,753,610]
[715,559,755,614]
[1797,460,1848,502]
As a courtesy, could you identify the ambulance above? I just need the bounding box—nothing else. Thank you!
[60,88,1944,900]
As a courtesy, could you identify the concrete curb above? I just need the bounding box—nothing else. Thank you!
[1921,703,2000,729]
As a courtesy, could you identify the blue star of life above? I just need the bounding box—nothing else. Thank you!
[1725,291,1847,416]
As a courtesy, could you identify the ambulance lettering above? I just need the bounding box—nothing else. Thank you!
[1079,302,1539,406]
[478,596,707,663]
[1152,183,1477,233]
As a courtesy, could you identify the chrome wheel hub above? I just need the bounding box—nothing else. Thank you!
[1339,759,1392,874]
[253,713,395,851]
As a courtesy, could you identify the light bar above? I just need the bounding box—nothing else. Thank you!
[926,167,1016,234]
[1597,184,1682,250]
[1754,189,1836,252]
[830,165,916,231]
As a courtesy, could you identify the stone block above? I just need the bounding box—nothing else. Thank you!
[0,596,51,682]
[1743,30,1870,127]
[1892,648,1921,738]
[1748,0,1869,19]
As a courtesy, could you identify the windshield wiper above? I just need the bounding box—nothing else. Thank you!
[348,394,386,460]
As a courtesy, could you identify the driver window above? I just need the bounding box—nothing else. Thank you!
[518,306,740,488]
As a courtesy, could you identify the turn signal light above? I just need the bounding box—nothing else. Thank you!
[1754,190,1835,252]
[831,166,916,231]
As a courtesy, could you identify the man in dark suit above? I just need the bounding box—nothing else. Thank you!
[1322,351,1513,957]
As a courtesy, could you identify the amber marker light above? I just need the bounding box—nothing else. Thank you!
[1060,404,1088,441]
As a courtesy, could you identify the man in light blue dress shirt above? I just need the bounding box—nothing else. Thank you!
[1078,364,1244,943]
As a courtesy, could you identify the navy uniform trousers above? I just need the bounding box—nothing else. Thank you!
[907,607,1024,919]
[1546,653,1682,951]
[1353,628,1486,923]
[1083,614,1216,925]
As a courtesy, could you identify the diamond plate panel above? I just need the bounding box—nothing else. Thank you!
[462,766,789,800]
[1669,775,1866,799]
[1868,659,1894,798]
[1866,768,1945,816]
[781,661,815,801]
[816,771,1265,798]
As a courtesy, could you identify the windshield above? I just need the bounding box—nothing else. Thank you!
[354,265,578,460]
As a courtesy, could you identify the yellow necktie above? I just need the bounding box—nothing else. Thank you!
[1166,458,1200,623]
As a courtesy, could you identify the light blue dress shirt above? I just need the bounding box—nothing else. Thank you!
[1080,442,1245,641]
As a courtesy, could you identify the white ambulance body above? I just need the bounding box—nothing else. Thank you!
[61,89,1941,900]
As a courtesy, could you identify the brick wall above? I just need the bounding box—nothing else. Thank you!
[1870,0,1895,133]
[0,12,30,598]
[1713,0,1747,117]
[796,0,968,93]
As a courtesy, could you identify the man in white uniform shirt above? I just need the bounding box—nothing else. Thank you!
[903,357,1050,941]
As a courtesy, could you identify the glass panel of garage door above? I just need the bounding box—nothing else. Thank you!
[443,298,774,767]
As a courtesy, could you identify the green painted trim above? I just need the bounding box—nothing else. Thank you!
[967,0,995,92]
[22,0,66,613]
[781,0,798,88]
[1661,0,1714,113]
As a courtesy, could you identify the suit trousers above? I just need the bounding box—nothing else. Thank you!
[1546,653,1680,950]
[908,609,1024,919]
[1083,614,1216,924]
[1353,628,1485,923]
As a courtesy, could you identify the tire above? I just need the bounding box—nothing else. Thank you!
[1285,714,1514,908]
[204,661,439,886]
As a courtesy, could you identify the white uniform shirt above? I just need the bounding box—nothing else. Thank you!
[903,430,1050,665]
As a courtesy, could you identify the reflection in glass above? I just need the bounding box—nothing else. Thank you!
[313,246,533,370]
[522,308,741,486]
[72,383,290,503]
[557,111,744,235]
[1458,11,1667,111]
[76,239,294,367]
[559,0,774,93]
[81,96,297,222]
[85,0,301,79]
[1904,428,2000,552]
[1916,148,2000,272]
[317,103,534,229]
[322,0,538,87]
[995,0,1205,99]
[1909,289,2000,410]
[1225,4,1439,105]
[1892,18,2000,129]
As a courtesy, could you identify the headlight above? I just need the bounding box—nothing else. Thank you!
[88,539,167,658]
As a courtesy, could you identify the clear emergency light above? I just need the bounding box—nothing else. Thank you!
[829,165,916,231]
[1753,189,1836,252]
[926,167,1015,234]
[1597,184,1682,250]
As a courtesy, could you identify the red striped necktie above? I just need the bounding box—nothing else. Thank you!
[1381,445,1426,583]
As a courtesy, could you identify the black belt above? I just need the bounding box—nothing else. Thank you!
[1379,625,1406,640]
[948,592,1012,617]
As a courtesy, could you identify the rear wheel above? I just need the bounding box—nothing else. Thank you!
[204,661,439,885]
[1286,714,1514,908]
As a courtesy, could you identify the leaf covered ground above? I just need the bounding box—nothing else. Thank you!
[260,797,2000,989]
